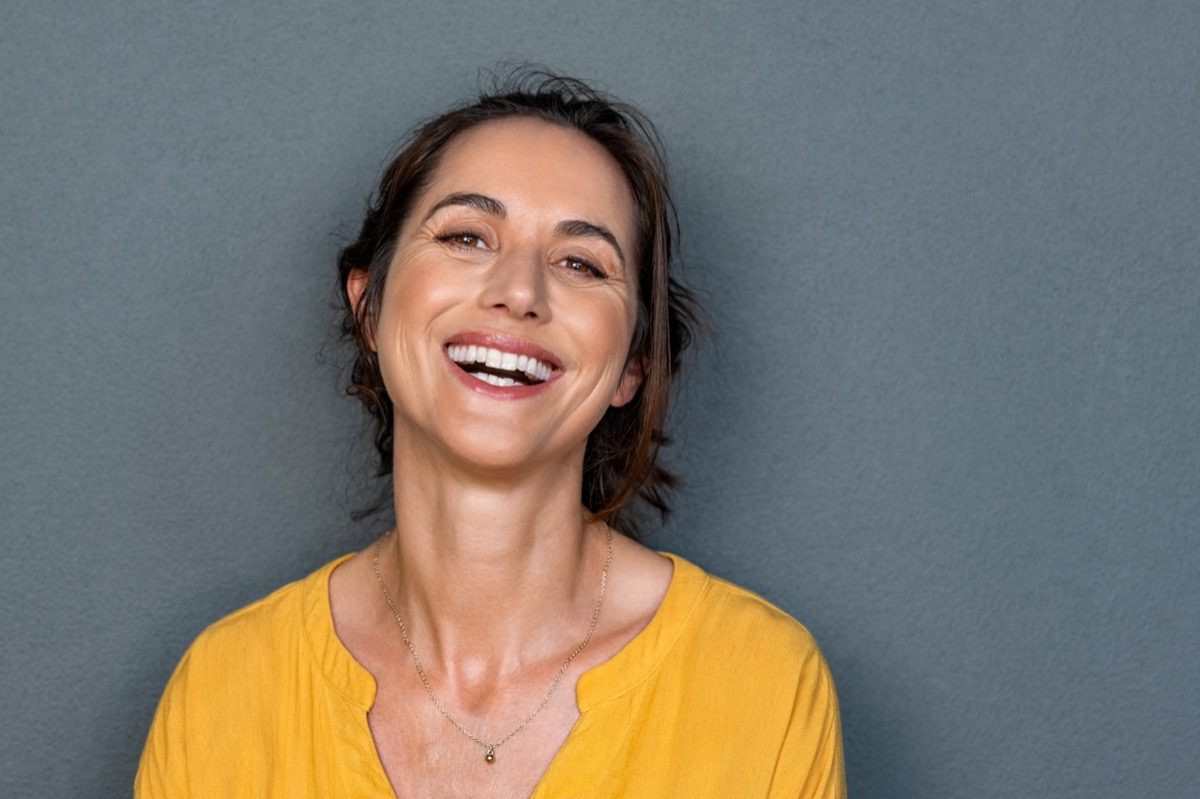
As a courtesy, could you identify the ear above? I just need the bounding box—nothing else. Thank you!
[345,268,375,351]
[610,357,645,408]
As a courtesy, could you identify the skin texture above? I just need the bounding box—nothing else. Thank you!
[330,118,674,798]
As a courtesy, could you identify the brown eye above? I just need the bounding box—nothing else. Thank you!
[439,232,488,249]
[559,256,607,280]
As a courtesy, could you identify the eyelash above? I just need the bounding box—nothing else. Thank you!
[559,256,607,280]
[437,231,488,249]
[437,231,609,280]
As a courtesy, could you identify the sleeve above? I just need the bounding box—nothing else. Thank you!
[767,644,847,799]
[134,648,195,799]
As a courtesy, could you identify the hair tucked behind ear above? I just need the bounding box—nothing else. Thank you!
[337,65,703,535]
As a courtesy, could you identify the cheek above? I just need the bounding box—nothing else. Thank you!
[585,294,641,385]
[373,272,436,380]
[373,313,411,398]
[376,257,457,332]
[373,256,483,383]
[615,291,642,364]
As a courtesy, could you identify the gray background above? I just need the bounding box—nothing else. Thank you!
[2,1,1197,797]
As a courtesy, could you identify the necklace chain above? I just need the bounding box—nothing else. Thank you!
[371,523,612,765]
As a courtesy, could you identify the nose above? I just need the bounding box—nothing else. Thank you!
[479,248,549,320]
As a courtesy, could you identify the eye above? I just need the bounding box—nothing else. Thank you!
[437,231,489,250]
[557,256,608,280]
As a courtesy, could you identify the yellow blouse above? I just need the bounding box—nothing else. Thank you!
[136,552,845,797]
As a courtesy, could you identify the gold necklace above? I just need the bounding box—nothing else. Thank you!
[371,523,612,764]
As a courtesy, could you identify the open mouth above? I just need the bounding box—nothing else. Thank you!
[446,344,554,388]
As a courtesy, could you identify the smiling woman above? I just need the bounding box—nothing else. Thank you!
[135,68,846,798]
[337,75,695,526]
[356,117,645,483]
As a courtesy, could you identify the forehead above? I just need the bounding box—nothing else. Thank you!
[419,118,637,245]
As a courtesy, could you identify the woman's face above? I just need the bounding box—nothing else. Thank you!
[367,117,642,473]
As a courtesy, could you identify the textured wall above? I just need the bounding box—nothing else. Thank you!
[3,1,1197,797]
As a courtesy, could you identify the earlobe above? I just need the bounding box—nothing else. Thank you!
[345,268,375,351]
[611,358,645,408]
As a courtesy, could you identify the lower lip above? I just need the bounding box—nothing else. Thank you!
[445,354,557,399]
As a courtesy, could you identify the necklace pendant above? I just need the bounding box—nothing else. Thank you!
[485,746,496,764]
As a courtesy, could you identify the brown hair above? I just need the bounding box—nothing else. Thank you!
[337,67,701,532]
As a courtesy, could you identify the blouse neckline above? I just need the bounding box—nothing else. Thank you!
[300,550,710,713]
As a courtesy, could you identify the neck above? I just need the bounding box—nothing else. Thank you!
[376,436,607,677]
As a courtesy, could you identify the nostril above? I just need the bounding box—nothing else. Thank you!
[489,302,540,319]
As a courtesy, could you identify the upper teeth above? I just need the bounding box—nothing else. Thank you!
[447,345,553,383]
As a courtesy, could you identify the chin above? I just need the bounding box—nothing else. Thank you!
[433,425,566,475]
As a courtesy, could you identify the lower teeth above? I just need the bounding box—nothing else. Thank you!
[471,372,518,387]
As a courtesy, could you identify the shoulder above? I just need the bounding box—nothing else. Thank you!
[152,554,353,719]
[657,554,839,729]
[662,555,846,797]
[187,558,344,668]
[135,555,354,796]
[668,553,827,669]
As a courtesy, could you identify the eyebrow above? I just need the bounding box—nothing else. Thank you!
[424,192,507,221]
[423,191,627,268]
[555,219,626,268]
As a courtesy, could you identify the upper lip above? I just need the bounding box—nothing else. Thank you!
[444,331,563,371]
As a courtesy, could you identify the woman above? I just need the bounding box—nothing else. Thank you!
[136,70,845,798]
